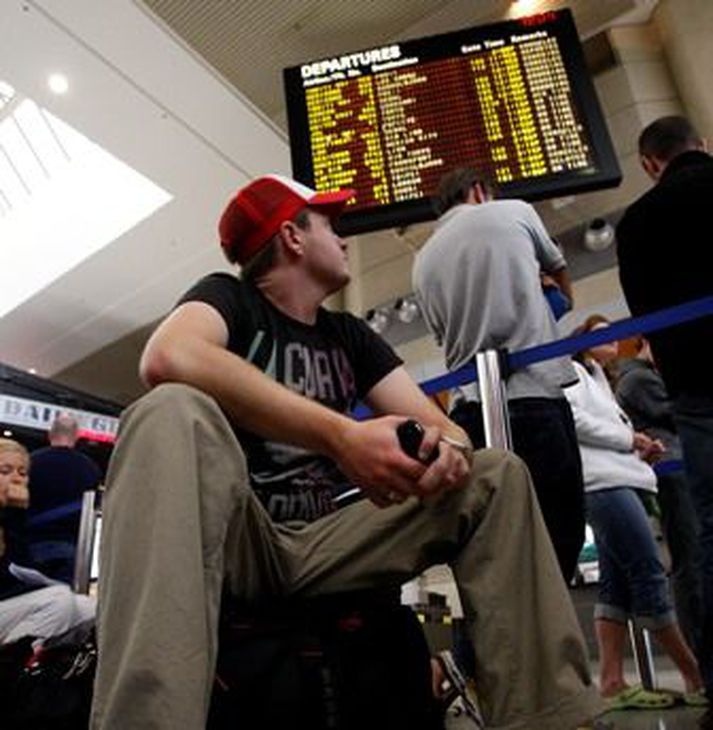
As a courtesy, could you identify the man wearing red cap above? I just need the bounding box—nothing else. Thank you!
[90,174,600,729]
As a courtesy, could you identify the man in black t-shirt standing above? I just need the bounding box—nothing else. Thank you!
[90,175,600,730]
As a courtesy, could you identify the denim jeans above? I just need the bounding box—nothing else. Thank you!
[585,487,674,630]
[673,393,713,694]
[656,470,703,652]
[451,397,585,582]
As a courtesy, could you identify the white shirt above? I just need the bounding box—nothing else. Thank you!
[565,360,657,494]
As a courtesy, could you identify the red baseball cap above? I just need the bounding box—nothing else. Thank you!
[218,175,355,265]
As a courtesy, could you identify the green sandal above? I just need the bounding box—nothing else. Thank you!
[661,687,710,707]
[683,689,709,707]
[604,685,676,711]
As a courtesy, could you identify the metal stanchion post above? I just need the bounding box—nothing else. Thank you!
[477,349,660,691]
[628,620,657,690]
[475,350,512,450]
[73,490,97,595]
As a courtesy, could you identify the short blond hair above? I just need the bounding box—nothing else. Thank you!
[0,438,29,461]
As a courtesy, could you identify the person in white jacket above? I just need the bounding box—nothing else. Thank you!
[565,315,705,710]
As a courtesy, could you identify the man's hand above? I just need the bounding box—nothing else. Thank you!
[331,417,472,508]
[413,424,472,496]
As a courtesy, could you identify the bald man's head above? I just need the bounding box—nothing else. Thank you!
[49,414,79,447]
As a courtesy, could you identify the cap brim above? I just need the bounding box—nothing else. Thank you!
[308,188,356,211]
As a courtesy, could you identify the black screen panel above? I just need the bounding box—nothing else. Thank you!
[284,10,621,235]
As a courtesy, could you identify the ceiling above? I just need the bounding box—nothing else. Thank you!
[0,0,658,405]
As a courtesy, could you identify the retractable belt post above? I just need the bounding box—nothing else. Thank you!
[629,621,657,690]
[73,490,97,595]
[474,349,658,691]
[353,295,713,693]
[474,349,512,450]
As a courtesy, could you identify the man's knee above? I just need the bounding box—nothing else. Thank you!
[470,448,533,494]
[442,448,533,517]
[120,383,230,442]
[132,382,218,419]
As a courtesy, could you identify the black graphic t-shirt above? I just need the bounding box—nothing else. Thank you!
[178,273,402,523]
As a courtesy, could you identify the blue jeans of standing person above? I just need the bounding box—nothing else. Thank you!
[673,393,713,694]
[585,487,674,629]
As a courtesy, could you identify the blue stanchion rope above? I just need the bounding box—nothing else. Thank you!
[422,294,713,394]
[652,459,685,477]
[26,499,83,528]
[352,294,713,420]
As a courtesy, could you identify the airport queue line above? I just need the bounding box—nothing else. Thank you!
[61,292,713,728]
[350,292,713,695]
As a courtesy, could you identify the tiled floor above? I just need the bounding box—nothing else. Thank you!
[593,659,707,728]
[446,702,707,729]
[605,706,707,729]
[445,660,708,728]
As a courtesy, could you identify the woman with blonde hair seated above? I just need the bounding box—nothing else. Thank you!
[0,437,95,645]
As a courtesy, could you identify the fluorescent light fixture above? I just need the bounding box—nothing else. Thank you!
[0,84,172,318]
[394,296,420,324]
[583,218,615,251]
[0,80,14,110]
[365,308,390,334]
[47,73,69,95]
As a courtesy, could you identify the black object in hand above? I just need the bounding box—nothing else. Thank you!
[396,420,439,464]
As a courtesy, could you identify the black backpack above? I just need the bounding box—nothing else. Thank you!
[208,590,444,730]
[3,621,96,730]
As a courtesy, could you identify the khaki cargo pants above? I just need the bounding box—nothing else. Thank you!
[90,383,601,729]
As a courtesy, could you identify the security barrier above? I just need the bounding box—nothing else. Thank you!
[385,293,713,690]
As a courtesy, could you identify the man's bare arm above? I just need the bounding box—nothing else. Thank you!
[549,266,574,305]
[140,302,426,499]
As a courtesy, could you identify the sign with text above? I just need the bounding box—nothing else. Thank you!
[284,9,620,235]
[0,394,119,442]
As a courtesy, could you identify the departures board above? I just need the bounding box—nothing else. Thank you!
[283,9,620,235]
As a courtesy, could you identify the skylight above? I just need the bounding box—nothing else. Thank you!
[0,79,172,318]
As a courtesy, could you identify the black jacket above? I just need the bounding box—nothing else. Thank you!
[1,509,34,601]
[616,150,713,397]
[615,358,682,458]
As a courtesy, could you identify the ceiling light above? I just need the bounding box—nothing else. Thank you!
[0,83,172,317]
[394,296,420,324]
[365,308,390,334]
[47,73,69,95]
[0,80,15,111]
[583,218,615,252]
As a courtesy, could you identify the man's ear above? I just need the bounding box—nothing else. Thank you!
[473,182,490,204]
[640,154,664,181]
[277,220,306,258]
